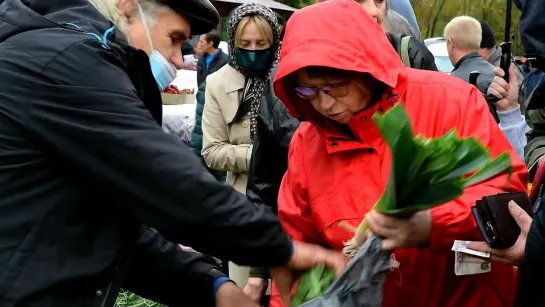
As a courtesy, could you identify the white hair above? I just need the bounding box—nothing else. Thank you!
[444,16,482,51]
[88,0,168,33]
[383,10,417,37]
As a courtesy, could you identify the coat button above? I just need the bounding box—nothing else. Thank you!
[242,121,249,128]
[360,116,367,120]
[331,142,338,148]
[96,290,102,296]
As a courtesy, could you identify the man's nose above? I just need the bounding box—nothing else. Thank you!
[171,51,184,70]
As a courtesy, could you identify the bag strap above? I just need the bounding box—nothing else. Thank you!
[400,36,412,67]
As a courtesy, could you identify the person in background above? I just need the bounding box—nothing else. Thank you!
[190,82,227,182]
[383,9,417,37]
[268,1,527,306]
[0,0,347,306]
[201,3,282,304]
[192,31,229,179]
[196,31,229,86]
[524,74,545,177]
[445,16,495,95]
[479,20,526,107]
[467,64,544,307]
[478,20,502,66]
[470,2,545,303]
[387,0,421,40]
[313,0,437,70]
[486,65,529,159]
[274,12,287,39]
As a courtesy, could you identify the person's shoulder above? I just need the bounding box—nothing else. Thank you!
[4,27,118,73]
[218,50,230,61]
[406,70,475,102]
[207,64,235,83]
[290,122,321,150]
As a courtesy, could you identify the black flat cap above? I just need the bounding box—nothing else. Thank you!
[479,20,496,48]
[159,0,220,35]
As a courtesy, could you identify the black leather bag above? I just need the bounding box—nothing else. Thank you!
[471,192,533,249]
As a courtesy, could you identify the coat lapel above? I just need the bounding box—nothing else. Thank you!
[222,66,246,124]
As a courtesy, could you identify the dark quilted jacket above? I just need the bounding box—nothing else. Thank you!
[190,83,226,181]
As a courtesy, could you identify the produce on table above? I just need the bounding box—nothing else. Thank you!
[291,104,513,307]
[163,84,194,95]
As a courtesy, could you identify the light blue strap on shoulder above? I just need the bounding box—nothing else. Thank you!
[63,23,116,49]
[86,26,116,49]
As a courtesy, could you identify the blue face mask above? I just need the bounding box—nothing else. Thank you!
[149,50,177,91]
[138,4,177,91]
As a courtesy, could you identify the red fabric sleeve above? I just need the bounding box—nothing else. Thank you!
[429,87,529,251]
[271,127,322,307]
[277,127,322,244]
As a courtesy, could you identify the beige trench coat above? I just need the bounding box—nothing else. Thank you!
[201,65,271,294]
[201,65,252,194]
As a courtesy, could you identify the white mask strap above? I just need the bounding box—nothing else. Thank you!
[137,3,155,51]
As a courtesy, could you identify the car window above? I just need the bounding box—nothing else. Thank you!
[433,56,454,73]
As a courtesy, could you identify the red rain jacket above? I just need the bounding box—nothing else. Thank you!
[270,1,528,306]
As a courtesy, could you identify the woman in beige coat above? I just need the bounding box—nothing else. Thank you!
[201,3,281,304]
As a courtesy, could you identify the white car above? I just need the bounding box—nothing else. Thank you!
[424,37,454,74]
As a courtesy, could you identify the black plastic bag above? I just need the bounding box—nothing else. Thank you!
[299,236,391,307]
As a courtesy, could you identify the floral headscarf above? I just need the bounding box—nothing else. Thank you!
[227,3,281,140]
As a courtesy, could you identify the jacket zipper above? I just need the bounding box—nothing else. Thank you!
[99,281,114,307]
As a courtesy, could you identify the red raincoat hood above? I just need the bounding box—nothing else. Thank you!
[273,0,407,121]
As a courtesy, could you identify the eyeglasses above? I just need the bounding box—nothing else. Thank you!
[294,82,350,100]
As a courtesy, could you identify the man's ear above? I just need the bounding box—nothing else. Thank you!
[118,0,138,23]
[447,37,455,50]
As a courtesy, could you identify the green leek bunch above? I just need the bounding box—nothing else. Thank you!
[292,104,512,306]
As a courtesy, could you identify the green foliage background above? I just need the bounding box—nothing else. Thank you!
[275,0,523,55]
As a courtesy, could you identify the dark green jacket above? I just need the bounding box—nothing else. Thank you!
[190,83,226,181]
[524,75,545,177]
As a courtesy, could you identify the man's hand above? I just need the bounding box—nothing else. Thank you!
[270,241,347,306]
[467,201,532,265]
[242,277,268,303]
[487,64,520,112]
[216,281,260,307]
[366,210,432,250]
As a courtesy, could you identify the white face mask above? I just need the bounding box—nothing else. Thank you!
[137,4,177,91]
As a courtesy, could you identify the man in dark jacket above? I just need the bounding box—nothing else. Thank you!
[445,16,496,95]
[190,83,226,181]
[196,31,229,86]
[0,1,345,307]
[478,20,502,66]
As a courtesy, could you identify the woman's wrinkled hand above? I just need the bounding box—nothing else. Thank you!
[366,210,432,250]
[467,201,531,266]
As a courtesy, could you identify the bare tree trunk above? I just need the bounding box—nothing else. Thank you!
[425,0,438,38]
[429,0,448,37]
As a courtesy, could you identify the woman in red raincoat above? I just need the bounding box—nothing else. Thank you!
[269,0,528,306]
